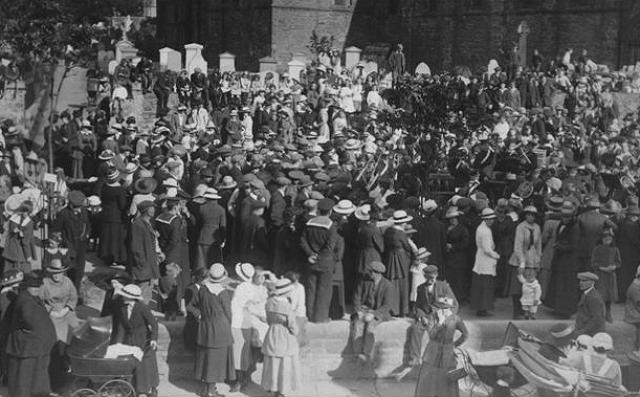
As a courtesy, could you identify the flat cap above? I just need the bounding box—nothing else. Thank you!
[368,261,386,274]
[317,198,335,212]
[577,272,599,282]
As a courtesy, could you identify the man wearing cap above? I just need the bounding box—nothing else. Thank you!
[53,190,90,291]
[404,265,458,366]
[156,196,191,286]
[129,201,162,305]
[267,176,290,251]
[5,272,57,397]
[351,261,394,360]
[301,198,339,323]
[575,272,606,336]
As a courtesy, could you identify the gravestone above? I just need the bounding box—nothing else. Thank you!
[159,47,182,72]
[184,43,208,74]
[287,59,305,81]
[259,56,278,73]
[97,50,115,74]
[517,21,530,67]
[415,62,431,76]
[115,40,138,63]
[218,52,236,73]
[344,46,362,70]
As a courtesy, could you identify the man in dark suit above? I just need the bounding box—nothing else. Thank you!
[301,198,338,323]
[350,261,394,360]
[156,196,191,286]
[576,199,613,271]
[129,200,162,305]
[53,190,90,290]
[5,272,57,397]
[267,176,289,257]
[403,265,458,366]
[195,188,226,268]
[575,272,606,336]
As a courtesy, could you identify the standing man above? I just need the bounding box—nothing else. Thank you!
[267,176,290,257]
[470,208,500,317]
[129,200,162,305]
[53,190,90,291]
[156,196,191,287]
[5,272,56,397]
[388,44,406,88]
[301,198,338,323]
[403,265,458,367]
[575,272,606,336]
[195,188,227,268]
[577,198,611,272]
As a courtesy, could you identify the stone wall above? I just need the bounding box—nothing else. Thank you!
[156,0,634,73]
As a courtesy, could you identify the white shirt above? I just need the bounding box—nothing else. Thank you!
[288,283,306,318]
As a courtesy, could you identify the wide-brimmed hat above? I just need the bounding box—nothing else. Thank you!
[523,205,538,215]
[98,149,115,160]
[218,175,238,189]
[134,177,158,194]
[207,263,227,283]
[416,247,431,261]
[235,262,255,283]
[270,278,295,297]
[203,188,222,200]
[118,284,143,301]
[343,139,362,150]
[445,207,461,219]
[333,199,356,215]
[354,204,371,221]
[545,196,564,211]
[516,181,534,199]
[432,297,454,309]
[585,197,601,209]
[545,323,575,348]
[561,201,575,216]
[392,210,413,224]
[1,269,23,287]
[481,208,496,220]
[46,258,69,274]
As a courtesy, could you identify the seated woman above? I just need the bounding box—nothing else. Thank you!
[572,332,623,388]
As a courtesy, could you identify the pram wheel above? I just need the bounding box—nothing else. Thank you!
[71,388,98,397]
[97,379,135,397]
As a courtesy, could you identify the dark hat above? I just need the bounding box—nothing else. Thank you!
[288,170,305,180]
[423,264,439,275]
[68,190,86,207]
[22,272,43,288]
[137,200,155,213]
[276,176,291,186]
[134,177,158,194]
[368,261,386,273]
[46,259,69,274]
[200,168,215,178]
[545,323,575,348]
[317,198,335,212]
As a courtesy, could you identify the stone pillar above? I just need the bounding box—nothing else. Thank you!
[287,59,305,80]
[115,40,138,63]
[344,46,362,70]
[159,47,182,72]
[219,52,236,73]
[184,43,208,74]
[259,56,278,73]
[517,21,530,68]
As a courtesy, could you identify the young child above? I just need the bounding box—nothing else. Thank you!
[518,267,542,319]
[591,229,621,322]
[159,262,185,321]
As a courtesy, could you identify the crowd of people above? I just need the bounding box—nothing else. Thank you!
[0,42,640,396]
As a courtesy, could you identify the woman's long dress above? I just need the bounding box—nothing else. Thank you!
[545,220,580,316]
[99,184,129,264]
[617,218,640,301]
[261,297,301,395]
[355,222,384,275]
[383,227,414,317]
[414,314,468,397]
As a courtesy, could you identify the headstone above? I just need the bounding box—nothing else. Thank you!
[287,59,305,81]
[115,40,138,63]
[415,62,431,76]
[517,21,530,67]
[344,46,362,70]
[259,56,278,73]
[218,51,236,73]
[184,43,208,75]
[97,50,115,74]
[159,47,182,72]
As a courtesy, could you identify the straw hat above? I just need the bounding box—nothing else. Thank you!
[207,263,227,283]
[46,258,69,274]
[333,199,356,215]
[445,207,461,219]
[392,210,413,224]
[203,188,222,200]
[415,247,431,261]
[354,204,371,221]
[480,208,496,220]
[235,262,255,283]
[98,149,115,161]
[218,176,238,189]
[270,278,295,297]
[134,177,158,194]
[118,284,143,301]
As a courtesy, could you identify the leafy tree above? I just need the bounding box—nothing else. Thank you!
[306,30,334,65]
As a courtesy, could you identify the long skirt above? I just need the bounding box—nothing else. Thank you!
[99,222,127,264]
[414,342,459,397]
[502,265,523,297]
[261,354,301,395]
[134,351,159,393]
[232,328,254,371]
[390,277,410,317]
[7,354,50,397]
[470,273,495,312]
[195,345,236,383]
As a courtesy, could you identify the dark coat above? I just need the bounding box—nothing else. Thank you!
[113,301,159,349]
[545,220,580,316]
[355,222,384,274]
[239,214,269,267]
[575,287,606,336]
[187,287,234,348]
[577,209,611,260]
[196,200,226,245]
[54,206,90,258]
[129,216,160,281]
[156,211,189,268]
[446,223,470,270]
[5,290,56,358]
[300,216,338,273]
[618,219,640,299]
[353,277,394,321]
[267,190,287,229]
[383,226,413,280]
[419,215,447,269]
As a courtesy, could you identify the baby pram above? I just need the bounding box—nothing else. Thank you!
[66,316,139,397]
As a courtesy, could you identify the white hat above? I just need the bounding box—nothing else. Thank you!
[118,284,142,301]
[333,199,356,215]
[392,210,413,224]
[481,208,496,220]
[422,199,438,212]
[592,332,613,351]
[207,263,227,283]
[354,204,371,221]
[235,262,255,283]
[203,188,221,200]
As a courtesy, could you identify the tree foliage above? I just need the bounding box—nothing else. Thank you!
[306,30,334,63]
